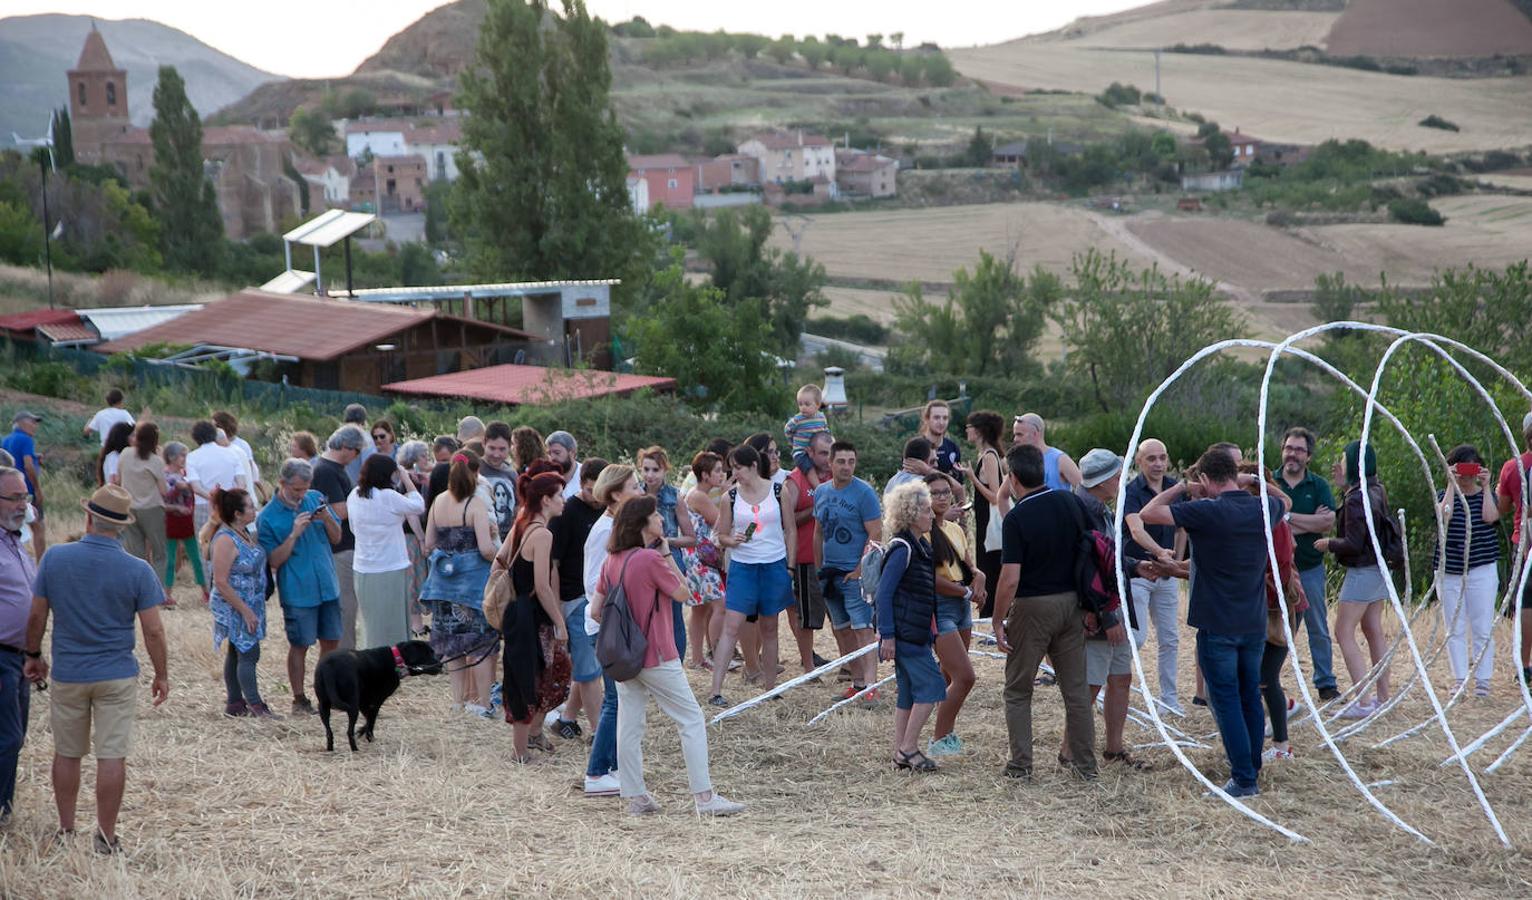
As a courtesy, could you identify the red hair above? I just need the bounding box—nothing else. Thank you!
[511,471,564,545]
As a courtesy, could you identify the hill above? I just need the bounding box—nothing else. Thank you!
[355,0,488,78]
[0,14,282,140]
[1037,0,1342,51]
[1325,0,1532,58]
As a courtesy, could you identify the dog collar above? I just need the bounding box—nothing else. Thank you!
[391,645,409,678]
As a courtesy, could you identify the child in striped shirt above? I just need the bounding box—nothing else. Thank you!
[783,384,830,488]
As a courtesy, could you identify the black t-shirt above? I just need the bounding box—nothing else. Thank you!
[550,496,604,602]
[1001,487,1084,598]
[311,456,355,553]
[425,461,451,512]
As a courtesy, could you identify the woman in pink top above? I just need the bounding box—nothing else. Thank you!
[591,495,745,818]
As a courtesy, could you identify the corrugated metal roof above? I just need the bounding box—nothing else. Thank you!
[78,305,202,341]
[383,364,676,407]
[282,209,377,248]
[259,270,317,294]
[96,290,536,361]
[346,279,620,303]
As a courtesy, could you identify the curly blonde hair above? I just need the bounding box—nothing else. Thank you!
[883,481,931,538]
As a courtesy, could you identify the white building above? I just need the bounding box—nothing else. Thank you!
[737,130,837,185]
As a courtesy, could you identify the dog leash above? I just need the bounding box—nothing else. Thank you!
[431,635,502,672]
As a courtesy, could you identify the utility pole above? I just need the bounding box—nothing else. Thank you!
[1154,48,1162,99]
[35,149,55,310]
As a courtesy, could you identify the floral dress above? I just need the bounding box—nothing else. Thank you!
[682,503,726,606]
[209,526,269,653]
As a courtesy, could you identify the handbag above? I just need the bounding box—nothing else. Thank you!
[694,537,723,571]
[980,451,1005,553]
[484,523,541,633]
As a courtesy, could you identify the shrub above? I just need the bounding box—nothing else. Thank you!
[1096,82,1142,108]
[1418,115,1460,132]
[805,313,889,344]
[1388,198,1445,226]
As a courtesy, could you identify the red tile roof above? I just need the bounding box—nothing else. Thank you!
[36,321,99,344]
[747,130,832,150]
[627,154,691,170]
[384,364,676,407]
[96,289,534,361]
[836,151,895,173]
[0,308,83,335]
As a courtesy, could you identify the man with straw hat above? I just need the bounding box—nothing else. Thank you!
[22,484,169,854]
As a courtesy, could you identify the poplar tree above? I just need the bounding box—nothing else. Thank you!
[149,65,222,275]
[452,0,651,295]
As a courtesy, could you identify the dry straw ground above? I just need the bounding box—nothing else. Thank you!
[4,506,1532,897]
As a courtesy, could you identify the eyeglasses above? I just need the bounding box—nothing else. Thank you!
[0,492,30,503]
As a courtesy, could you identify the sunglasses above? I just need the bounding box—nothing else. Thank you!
[372,433,389,441]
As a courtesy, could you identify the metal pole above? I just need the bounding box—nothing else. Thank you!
[39,155,54,310]
[344,235,354,297]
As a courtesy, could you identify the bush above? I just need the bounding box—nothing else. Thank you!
[1388,198,1445,226]
[1418,115,1460,132]
[805,313,889,345]
[1096,82,1142,108]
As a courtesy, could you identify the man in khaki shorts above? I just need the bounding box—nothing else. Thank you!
[23,485,168,854]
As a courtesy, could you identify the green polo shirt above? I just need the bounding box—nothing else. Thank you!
[1279,468,1336,571]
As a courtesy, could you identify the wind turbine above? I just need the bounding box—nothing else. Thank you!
[12,114,59,308]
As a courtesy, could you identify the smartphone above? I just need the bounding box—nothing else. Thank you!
[742,522,758,541]
[313,502,331,518]
[1454,462,1483,478]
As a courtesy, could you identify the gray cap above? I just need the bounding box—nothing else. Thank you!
[11,410,42,424]
[1079,448,1123,489]
[547,430,577,452]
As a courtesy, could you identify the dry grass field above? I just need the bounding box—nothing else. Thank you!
[1060,9,1340,51]
[768,203,1158,285]
[949,42,1532,153]
[4,494,1532,897]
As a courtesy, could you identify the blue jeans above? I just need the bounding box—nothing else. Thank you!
[585,671,619,778]
[0,650,29,815]
[1298,564,1337,690]
[671,597,687,660]
[1197,630,1266,789]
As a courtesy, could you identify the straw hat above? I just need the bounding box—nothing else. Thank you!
[82,484,135,525]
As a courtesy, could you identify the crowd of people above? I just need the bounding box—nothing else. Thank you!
[3,385,1532,846]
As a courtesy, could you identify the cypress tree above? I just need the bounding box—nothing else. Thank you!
[52,108,75,169]
[149,65,222,275]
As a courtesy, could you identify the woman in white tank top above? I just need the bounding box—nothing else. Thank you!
[706,445,796,707]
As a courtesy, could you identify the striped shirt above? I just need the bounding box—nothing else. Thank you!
[783,411,830,455]
[1434,490,1500,575]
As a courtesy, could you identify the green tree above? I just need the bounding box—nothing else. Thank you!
[899,55,925,86]
[53,108,75,169]
[1051,249,1244,412]
[767,37,796,64]
[1203,130,1234,169]
[1150,130,1178,160]
[866,33,884,49]
[923,53,957,87]
[964,126,994,167]
[452,0,653,297]
[1311,271,1363,324]
[735,34,768,59]
[1373,262,1532,374]
[695,205,827,354]
[799,37,829,69]
[889,251,1057,376]
[890,32,905,51]
[0,199,42,265]
[288,106,337,156]
[628,251,781,413]
[148,65,222,276]
[866,50,897,82]
[339,88,376,119]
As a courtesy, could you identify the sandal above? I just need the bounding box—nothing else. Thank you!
[1035,672,1057,687]
[528,733,556,753]
[1057,753,1072,768]
[1104,750,1148,770]
[896,749,939,772]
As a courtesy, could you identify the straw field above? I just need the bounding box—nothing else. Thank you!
[949,42,1532,153]
[5,499,1532,897]
[1057,8,1340,52]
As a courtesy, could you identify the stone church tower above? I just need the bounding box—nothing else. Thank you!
[67,24,134,165]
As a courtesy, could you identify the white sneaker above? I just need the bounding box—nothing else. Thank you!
[464,702,493,719]
[1339,700,1376,720]
[583,773,620,797]
[695,792,746,817]
[1157,699,1186,718]
[1262,746,1294,762]
[543,705,565,730]
[1286,697,1303,719]
[627,794,661,816]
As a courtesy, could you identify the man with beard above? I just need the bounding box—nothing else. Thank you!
[919,400,963,480]
[480,422,518,540]
[0,466,36,824]
[547,431,582,500]
[1276,427,1339,701]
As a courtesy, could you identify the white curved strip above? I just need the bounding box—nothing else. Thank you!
[709,641,879,726]
[805,673,896,726]
[1485,724,1532,774]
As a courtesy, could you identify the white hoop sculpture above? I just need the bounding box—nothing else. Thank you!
[1115,323,1529,846]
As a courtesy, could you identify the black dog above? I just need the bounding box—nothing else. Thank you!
[313,640,443,752]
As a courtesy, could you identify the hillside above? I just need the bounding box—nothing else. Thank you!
[1037,0,1342,50]
[1325,0,1532,58]
[355,0,488,78]
[0,14,281,139]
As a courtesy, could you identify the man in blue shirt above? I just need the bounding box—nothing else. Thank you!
[814,441,883,696]
[258,458,342,716]
[23,484,167,854]
[1138,446,1283,798]
[2,412,45,554]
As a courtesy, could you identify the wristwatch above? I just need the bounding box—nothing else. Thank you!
[23,649,41,659]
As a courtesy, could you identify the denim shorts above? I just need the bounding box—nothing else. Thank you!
[282,599,342,647]
[894,640,947,710]
[935,595,973,635]
[561,598,601,683]
[824,577,874,631]
[725,559,793,617]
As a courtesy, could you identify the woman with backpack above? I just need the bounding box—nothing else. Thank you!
[875,481,946,772]
[1315,440,1395,718]
[591,495,745,817]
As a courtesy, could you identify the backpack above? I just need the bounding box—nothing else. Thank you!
[1064,492,1122,622]
[594,551,657,681]
[1375,506,1407,571]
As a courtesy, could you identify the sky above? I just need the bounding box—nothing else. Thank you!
[3,0,1146,78]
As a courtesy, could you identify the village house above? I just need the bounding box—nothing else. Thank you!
[293,155,356,211]
[626,153,696,211]
[834,149,898,198]
[345,118,464,182]
[66,27,299,238]
[350,155,428,213]
[695,154,761,192]
[737,130,836,185]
